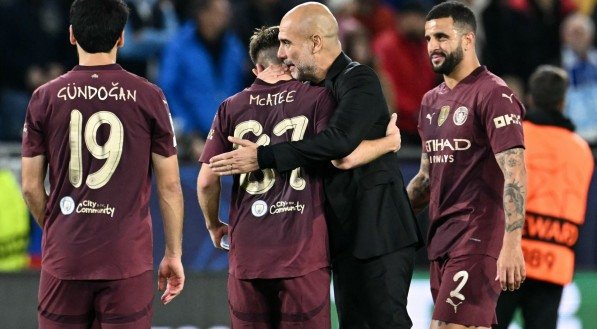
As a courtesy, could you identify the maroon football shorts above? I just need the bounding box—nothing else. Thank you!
[430,254,502,327]
[228,267,331,329]
[38,270,154,329]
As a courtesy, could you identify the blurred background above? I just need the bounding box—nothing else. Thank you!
[0,0,596,328]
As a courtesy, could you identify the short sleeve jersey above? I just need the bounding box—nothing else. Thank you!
[418,66,525,260]
[200,79,335,279]
[22,64,177,280]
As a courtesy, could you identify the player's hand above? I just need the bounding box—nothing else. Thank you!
[207,220,229,250]
[386,113,401,152]
[257,65,290,83]
[496,244,526,291]
[209,137,259,175]
[158,256,185,305]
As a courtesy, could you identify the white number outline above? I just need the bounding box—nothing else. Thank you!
[233,116,309,195]
[450,270,469,301]
[69,110,124,189]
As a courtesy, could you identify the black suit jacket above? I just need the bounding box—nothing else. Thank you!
[258,53,423,258]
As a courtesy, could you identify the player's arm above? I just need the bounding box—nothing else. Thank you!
[331,113,401,170]
[406,152,430,214]
[495,147,527,291]
[197,163,228,249]
[21,155,47,228]
[209,66,386,174]
[152,153,185,305]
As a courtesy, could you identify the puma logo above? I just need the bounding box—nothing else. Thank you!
[426,113,436,124]
[502,93,514,103]
[446,297,463,313]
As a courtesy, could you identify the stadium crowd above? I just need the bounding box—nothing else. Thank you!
[1,0,597,153]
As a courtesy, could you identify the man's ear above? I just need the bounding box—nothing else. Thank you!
[463,31,475,51]
[116,30,125,48]
[69,25,77,46]
[253,63,265,76]
[312,34,323,54]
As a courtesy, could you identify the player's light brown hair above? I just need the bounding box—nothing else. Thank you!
[249,26,283,66]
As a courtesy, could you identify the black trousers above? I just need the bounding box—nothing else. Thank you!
[494,278,563,329]
[332,246,416,329]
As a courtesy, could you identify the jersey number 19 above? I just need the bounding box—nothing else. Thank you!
[69,110,124,189]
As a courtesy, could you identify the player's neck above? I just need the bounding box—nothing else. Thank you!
[77,48,118,67]
[443,57,481,89]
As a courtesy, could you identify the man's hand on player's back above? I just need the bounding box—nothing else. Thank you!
[209,137,259,175]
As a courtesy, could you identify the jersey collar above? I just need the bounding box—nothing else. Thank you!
[73,64,123,71]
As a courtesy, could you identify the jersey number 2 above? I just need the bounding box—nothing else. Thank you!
[69,110,124,189]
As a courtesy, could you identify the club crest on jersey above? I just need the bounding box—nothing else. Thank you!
[438,106,450,126]
[60,196,76,215]
[453,107,469,126]
[251,200,268,217]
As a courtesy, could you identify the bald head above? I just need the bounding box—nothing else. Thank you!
[276,2,342,83]
[282,2,339,42]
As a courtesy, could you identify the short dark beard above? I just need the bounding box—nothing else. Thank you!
[431,43,464,75]
[295,64,319,83]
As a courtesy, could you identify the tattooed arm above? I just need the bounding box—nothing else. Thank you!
[406,153,430,214]
[495,147,527,292]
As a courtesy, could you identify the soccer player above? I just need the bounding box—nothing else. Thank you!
[207,3,422,328]
[197,26,335,328]
[20,1,184,328]
[406,2,527,329]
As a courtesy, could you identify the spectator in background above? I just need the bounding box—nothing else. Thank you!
[230,0,304,86]
[372,1,437,144]
[0,0,75,141]
[331,1,398,114]
[573,0,595,16]
[482,0,576,88]
[119,0,178,79]
[159,0,245,160]
[495,65,594,329]
[0,169,29,271]
[338,0,397,38]
[561,12,597,145]
[231,0,303,50]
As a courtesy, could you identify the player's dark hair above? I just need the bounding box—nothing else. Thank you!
[249,26,283,66]
[426,1,477,34]
[529,65,568,112]
[70,0,129,53]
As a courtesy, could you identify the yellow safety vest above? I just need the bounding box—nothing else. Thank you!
[522,122,594,285]
[0,170,30,271]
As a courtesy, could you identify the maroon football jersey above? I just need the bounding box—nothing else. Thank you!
[22,64,177,280]
[200,79,335,279]
[418,66,525,260]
